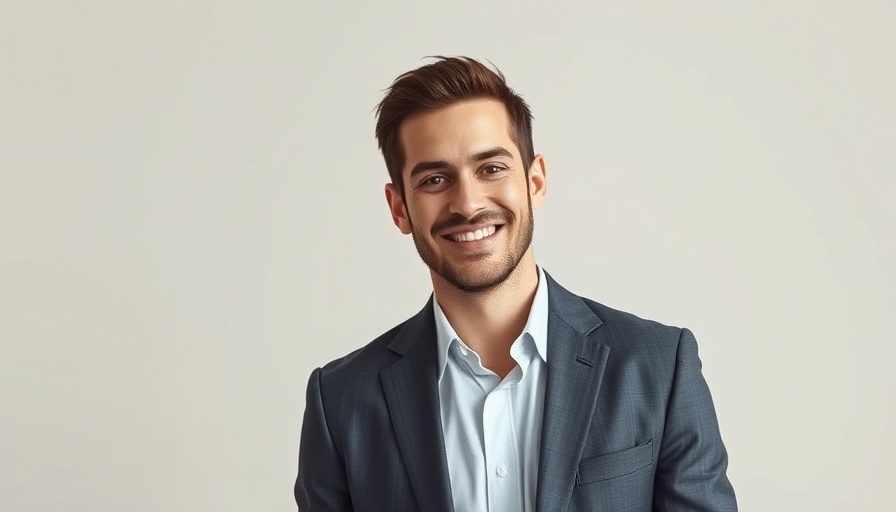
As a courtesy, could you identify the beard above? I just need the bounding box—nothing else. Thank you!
[409,206,534,293]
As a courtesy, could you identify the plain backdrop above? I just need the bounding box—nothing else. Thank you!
[2,1,894,511]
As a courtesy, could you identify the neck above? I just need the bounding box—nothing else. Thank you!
[432,251,539,377]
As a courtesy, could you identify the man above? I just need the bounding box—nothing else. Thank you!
[295,56,737,511]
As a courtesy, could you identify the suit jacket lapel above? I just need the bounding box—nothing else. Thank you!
[380,298,454,512]
[536,274,610,512]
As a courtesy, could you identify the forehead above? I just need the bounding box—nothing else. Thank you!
[398,98,519,168]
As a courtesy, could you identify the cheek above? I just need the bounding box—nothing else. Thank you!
[496,181,529,209]
[407,202,438,232]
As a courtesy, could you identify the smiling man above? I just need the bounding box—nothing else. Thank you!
[295,57,737,512]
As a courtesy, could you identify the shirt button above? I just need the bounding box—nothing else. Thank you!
[458,346,469,356]
[496,464,508,478]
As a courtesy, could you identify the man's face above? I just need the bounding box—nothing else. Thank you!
[385,98,546,293]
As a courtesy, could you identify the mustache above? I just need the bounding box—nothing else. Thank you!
[431,210,511,234]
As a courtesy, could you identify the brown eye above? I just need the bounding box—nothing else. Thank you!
[422,175,445,187]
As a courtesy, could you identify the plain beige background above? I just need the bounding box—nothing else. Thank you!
[2,1,894,510]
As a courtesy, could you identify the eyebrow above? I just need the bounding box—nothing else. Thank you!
[408,146,515,179]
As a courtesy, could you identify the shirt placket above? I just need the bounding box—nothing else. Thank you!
[482,381,521,512]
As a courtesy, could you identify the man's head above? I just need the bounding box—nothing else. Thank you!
[375,57,536,197]
[376,57,546,293]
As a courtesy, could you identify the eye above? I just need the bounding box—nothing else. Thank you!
[480,164,507,176]
[420,174,447,187]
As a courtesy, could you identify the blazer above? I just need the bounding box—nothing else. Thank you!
[296,272,737,511]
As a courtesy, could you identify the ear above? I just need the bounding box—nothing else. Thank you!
[384,183,412,235]
[527,154,547,209]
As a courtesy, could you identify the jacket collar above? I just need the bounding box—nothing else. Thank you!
[380,270,609,512]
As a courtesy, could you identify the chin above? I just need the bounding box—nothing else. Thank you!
[439,259,519,293]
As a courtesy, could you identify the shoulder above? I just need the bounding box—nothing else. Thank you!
[545,271,686,358]
[311,298,432,391]
[557,282,690,378]
[315,321,404,391]
[573,296,693,394]
[584,297,684,352]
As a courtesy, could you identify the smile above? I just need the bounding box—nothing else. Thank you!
[447,225,498,243]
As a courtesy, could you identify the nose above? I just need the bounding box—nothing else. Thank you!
[448,173,485,218]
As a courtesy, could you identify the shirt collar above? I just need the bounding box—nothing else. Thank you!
[434,266,550,380]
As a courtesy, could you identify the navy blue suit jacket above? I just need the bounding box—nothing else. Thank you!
[296,272,736,511]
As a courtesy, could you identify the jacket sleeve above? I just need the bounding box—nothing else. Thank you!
[653,328,738,511]
[295,368,354,512]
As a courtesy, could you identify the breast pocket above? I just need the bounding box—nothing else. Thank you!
[576,439,654,485]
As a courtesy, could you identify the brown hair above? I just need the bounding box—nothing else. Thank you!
[374,56,534,195]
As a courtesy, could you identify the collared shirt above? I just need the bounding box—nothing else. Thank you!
[434,267,549,512]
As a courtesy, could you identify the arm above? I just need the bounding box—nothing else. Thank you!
[653,328,737,511]
[295,368,353,512]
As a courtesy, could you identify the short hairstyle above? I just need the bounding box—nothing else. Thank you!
[374,56,535,195]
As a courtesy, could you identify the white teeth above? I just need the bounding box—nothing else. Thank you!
[451,225,497,242]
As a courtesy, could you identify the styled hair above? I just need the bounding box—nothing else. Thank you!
[374,56,534,195]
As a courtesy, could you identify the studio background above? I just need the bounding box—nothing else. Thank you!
[2,1,894,511]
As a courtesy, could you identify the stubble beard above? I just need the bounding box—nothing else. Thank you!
[410,207,534,294]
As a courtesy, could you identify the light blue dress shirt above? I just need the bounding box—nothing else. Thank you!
[434,267,549,512]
